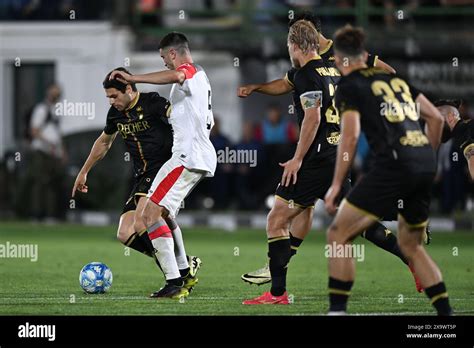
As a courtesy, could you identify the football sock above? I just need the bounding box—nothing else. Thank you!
[180,267,190,277]
[363,222,408,265]
[328,277,353,312]
[147,219,181,281]
[289,232,304,258]
[268,236,291,296]
[124,230,153,257]
[169,224,189,270]
[167,277,184,287]
[425,282,452,315]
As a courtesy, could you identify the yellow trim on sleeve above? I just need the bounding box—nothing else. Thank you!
[463,143,474,159]
[284,73,295,87]
[373,55,379,67]
[320,40,333,55]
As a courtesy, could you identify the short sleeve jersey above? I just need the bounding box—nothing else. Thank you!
[335,67,436,173]
[104,92,173,176]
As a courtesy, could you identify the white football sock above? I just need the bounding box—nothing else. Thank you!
[147,219,180,281]
[171,225,189,270]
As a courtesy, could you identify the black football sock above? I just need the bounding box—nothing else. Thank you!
[268,237,291,296]
[289,232,304,258]
[179,267,190,277]
[167,277,184,287]
[363,222,408,265]
[126,229,164,272]
[124,231,153,257]
[425,282,452,316]
[137,229,157,256]
[328,277,353,312]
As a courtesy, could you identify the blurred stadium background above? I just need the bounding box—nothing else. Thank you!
[0,0,473,232]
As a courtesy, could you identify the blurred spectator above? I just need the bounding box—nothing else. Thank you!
[209,117,233,209]
[255,104,297,200]
[234,121,264,210]
[26,83,68,220]
[255,103,297,144]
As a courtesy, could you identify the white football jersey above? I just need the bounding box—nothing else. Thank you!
[169,63,217,177]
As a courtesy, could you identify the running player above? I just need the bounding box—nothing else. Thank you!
[324,25,452,315]
[435,100,474,180]
[72,67,201,297]
[109,32,217,299]
[239,13,423,293]
[243,19,351,304]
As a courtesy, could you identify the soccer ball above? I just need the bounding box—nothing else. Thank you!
[79,262,113,294]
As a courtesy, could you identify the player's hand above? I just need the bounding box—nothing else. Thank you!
[237,84,257,98]
[72,172,88,197]
[324,184,341,216]
[279,158,302,187]
[109,70,132,84]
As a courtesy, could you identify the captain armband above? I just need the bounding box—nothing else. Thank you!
[300,91,322,110]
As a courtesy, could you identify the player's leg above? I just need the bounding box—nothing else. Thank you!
[142,199,187,298]
[289,207,313,257]
[165,216,202,291]
[143,160,204,298]
[362,219,425,292]
[396,174,452,315]
[117,197,155,259]
[362,222,407,264]
[243,197,306,304]
[326,199,378,314]
[397,217,451,315]
[241,207,312,285]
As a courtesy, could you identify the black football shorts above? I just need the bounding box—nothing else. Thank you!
[275,160,351,209]
[345,166,434,227]
[121,167,160,215]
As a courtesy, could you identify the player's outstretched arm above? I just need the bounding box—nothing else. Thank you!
[237,78,293,98]
[416,93,444,150]
[110,69,186,86]
[72,131,117,197]
[374,58,396,74]
[325,110,360,215]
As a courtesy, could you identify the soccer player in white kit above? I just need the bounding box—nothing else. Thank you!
[110,32,217,299]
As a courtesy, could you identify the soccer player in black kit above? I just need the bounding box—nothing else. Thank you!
[324,26,452,315]
[72,68,200,298]
[243,20,416,305]
[239,13,425,293]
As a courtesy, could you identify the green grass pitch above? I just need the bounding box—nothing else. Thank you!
[0,222,473,315]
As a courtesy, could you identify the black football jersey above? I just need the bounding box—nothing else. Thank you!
[104,92,173,176]
[335,67,436,173]
[451,118,474,160]
[284,40,378,101]
[292,57,341,164]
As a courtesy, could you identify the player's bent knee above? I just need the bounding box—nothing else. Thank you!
[133,220,146,234]
[398,236,423,258]
[142,201,165,227]
[116,227,131,244]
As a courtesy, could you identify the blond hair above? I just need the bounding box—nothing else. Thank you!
[288,20,319,54]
